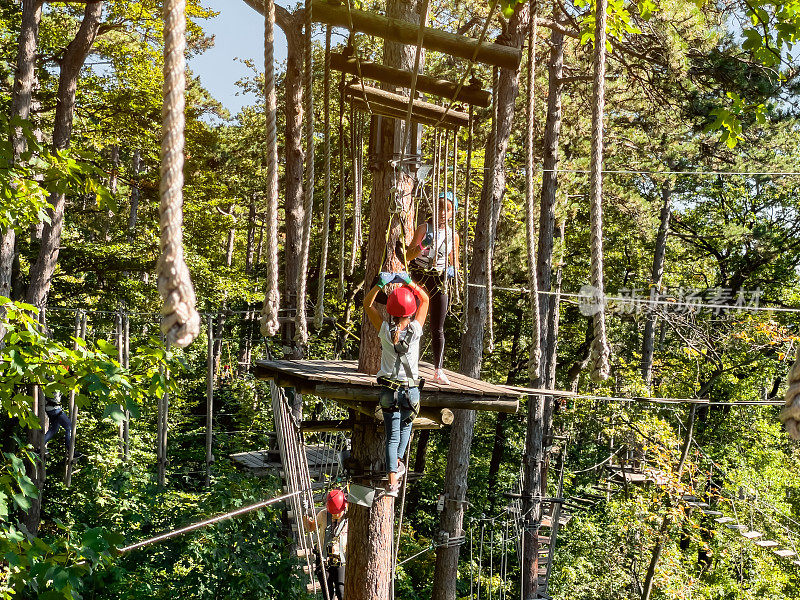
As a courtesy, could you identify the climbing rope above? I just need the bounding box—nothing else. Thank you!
[259,0,280,338]
[157,0,200,348]
[315,26,333,330]
[295,0,315,344]
[587,0,611,381]
[780,348,800,439]
[525,14,541,382]
[462,106,474,331]
[485,67,499,354]
[338,73,347,301]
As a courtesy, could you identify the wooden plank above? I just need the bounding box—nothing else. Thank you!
[774,549,797,558]
[741,531,763,539]
[715,516,736,524]
[331,53,491,107]
[726,524,748,531]
[755,540,780,548]
[347,95,465,130]
[311,0,522,70]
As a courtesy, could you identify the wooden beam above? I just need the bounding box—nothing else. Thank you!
[331,53,491,107]
[312,0,521,69]
[315,383,519,413]
[420,407,454,426]
[348,97,459,130]
[346,83,469,128]
[301,418,354,432]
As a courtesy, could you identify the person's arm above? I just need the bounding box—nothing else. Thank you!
[406,223,428,262]
[410,281,430,326]
[363,284,384,332]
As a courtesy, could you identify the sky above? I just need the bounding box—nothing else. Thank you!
[189,0,289,116]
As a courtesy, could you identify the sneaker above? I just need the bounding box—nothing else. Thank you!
[396,461,406,481]
[433,369,450,385]
[385,483,400,498]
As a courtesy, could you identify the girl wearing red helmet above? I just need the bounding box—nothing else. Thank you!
[305,489,348,599]
[364,274,430,497]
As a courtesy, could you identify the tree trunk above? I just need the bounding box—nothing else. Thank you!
[2,0,43,313]
[641,406,696,600]
[276,5,305,357]
[431,8,530,600]
[128,149,141,240]
[641,181,671,386]
[347,2,421,598]
[245,195,257,274]
[26,1,104,309]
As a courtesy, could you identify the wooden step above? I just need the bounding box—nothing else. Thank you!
[726,524,748,532]
[774,549,797,558]
[702,510,723,517]
[741,531,763,539]
[715,517,736,524]
[755,540,780,548]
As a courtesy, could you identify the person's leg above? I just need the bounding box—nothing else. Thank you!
[396,388,420,463]
[429,286,448,369]
[381,388,401,487]
[326,565,338,600]
[43,410,62,445]
[332,565,345,600]
[55,411,72,449]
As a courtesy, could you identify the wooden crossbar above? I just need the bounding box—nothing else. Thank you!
[345,83,470,128]
[331,53,491,107]
[312,0,521,69]
[348,97,460,130]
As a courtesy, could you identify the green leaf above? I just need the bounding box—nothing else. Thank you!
[102,404,126,424]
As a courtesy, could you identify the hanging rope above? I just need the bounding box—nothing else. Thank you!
[462,106,474,332]
[588,0,611,381]
[525,15,541,382]
[259,0,280,338]
[295,0,315,344]
[315,26,333,330]
[338,73,347,301]
[485,66,499,354]
[780,348,800,439]
[157,0,200,348]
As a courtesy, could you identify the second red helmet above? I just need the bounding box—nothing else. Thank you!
[326,489,347,515]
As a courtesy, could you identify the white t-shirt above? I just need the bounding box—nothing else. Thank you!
[416,224,454,271]
[377,320,422,383]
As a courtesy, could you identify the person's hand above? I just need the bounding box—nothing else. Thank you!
[377,271,394,289]
[421,231,434,249]
[397,272,412,285]
[446,265,455,279]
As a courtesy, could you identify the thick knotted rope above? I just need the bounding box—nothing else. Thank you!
[157,0,200,348]
[314,26,333,330]
[295,0,315,344]
[780,347,800,439]
[485,66,499,354]
[259,0,280,338]
[588,0,611,381]
[525,16,542,382]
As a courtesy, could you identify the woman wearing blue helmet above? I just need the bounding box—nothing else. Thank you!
[407,190,460,385]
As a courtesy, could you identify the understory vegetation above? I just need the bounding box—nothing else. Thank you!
[2,0,800,598]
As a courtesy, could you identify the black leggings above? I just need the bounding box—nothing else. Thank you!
[317,564,345,600]
[411,267,448,369]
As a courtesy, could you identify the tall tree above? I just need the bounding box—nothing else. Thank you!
[347,0,422,597]
[432,5,530,600]
[26,1,105,309]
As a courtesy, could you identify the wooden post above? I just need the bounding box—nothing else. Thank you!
[123,311,130,461]
[311,0,521,69]
[157,339,170,489]
[330,53,490,107]
[205,315,214,487]
[64,309,85,486]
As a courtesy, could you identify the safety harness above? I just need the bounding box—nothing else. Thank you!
[377,322,421,425]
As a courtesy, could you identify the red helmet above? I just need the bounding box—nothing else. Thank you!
[386,286,417,317]
[326,489,347,515]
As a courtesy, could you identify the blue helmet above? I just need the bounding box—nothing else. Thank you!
[438,190,459,212]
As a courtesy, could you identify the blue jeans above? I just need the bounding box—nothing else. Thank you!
[380,386,419,473]
[44,408,73,448]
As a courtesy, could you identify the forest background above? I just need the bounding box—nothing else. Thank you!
[1,0,800,598]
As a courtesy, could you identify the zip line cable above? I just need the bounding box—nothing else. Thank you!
[118,490,301,553]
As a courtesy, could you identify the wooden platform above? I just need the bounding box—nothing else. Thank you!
[231,443,341,477]
[254,359,521,413]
